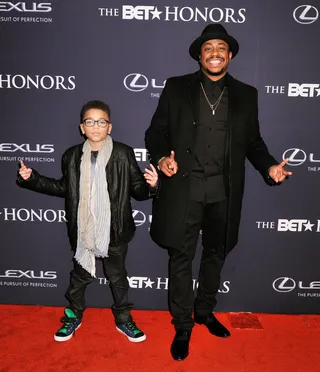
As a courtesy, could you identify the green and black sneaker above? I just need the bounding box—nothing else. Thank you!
[116,320,146,343]
[54,308,82,342]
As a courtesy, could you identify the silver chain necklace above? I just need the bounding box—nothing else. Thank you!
[200,82,226,115]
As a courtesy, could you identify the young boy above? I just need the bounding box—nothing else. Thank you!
[17,100,158,343]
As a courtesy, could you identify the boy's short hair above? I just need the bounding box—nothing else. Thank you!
[80,100,111,123]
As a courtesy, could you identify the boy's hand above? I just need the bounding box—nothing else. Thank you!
[19,160,32,180]
[144,164,158,188]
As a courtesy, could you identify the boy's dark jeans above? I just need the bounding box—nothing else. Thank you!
[65,243,133,325]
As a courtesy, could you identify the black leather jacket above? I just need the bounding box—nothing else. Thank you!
[18,141,154,249]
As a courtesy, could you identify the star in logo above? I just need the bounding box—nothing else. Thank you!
[144,278,155,288]
[304,221,314,231]
[315,87,320,97]
[151,7,162,20]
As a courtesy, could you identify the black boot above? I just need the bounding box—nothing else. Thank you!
[170,330,192,360]
[194,313,230,338]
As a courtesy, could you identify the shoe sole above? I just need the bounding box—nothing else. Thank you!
[116,326,147,343]
[171,351,189,362]
[54,323,82,342]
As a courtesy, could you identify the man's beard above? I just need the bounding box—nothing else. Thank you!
[203,66,227,76]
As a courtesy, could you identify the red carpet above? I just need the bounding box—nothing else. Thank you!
[1,305,319,372]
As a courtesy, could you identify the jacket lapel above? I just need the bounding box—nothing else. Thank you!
[226,73,241,134]
[187,71,201,123]
[74,144,83,200]
[225,74,241,191]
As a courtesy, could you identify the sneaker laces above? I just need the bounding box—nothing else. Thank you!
[59,315,79,331]
[126,321,141,332]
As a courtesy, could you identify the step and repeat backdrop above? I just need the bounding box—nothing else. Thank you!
[0,0,319,314]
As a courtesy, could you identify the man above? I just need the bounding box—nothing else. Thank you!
[145,24,292,360]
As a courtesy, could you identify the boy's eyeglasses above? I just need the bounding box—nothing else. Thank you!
[83,119,110,128]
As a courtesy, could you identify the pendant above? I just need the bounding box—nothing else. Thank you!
[212,109,215,115]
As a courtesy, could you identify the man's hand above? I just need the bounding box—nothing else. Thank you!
[144,164,158,188]
[158,150,178,177]
[19,160,32,180]
[268,158,292,183]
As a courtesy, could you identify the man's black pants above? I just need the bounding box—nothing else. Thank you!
[65,243,133,325]
[169,199,228,331]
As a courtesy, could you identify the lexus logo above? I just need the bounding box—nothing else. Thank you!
[123,73,148,92]
[132,210,146,226]
[293,5,319,24]
[273,277,296,293]
[283,148,307,166]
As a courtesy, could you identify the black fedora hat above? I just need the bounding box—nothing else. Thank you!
[189,24,239,60]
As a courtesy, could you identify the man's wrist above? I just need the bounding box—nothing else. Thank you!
[267,164,277,178]
[157,156,166,170]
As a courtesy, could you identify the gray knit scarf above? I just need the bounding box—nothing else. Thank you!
[75,136,113,277]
